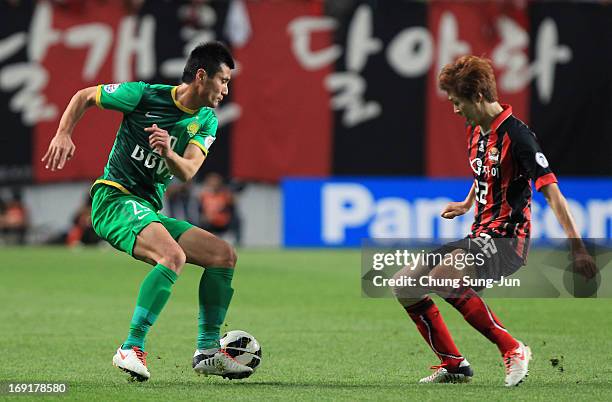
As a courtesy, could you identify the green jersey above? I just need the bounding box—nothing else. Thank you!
[92,82,217,211]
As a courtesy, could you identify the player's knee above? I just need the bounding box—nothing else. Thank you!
[398,297,428,308]
[159,246,187,274]
[426,269,458,297]
[212,241,237,268]
[392,266,428,301]
[391,268,413,298]
[230,246,238,267]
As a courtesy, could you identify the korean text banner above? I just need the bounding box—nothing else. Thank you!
[1,1,610,184]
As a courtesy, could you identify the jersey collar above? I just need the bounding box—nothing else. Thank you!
[490,104,512,132]
[171,86,199,114]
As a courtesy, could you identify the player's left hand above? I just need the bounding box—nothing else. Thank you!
[572,248,598,280]
[441,201,470,219]
[146,124,172,157]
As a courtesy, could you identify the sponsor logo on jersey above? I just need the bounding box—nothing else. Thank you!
[130,136,178,180]
[204,136,215,150]
[103,83,121,93]
[187,121,200,137]
[535,152,549,168]
[145,112,163,119]
[470,157,483,175]
[470,157,498,178]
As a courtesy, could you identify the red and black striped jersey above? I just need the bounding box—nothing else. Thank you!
[466,105,557,257]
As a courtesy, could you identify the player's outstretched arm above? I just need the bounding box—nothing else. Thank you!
[42,86,98,171]
[541,183,597,279]
[441,181,476,219]
[145,124,206,182]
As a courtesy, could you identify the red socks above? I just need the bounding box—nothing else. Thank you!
[445,288,519,354]
[404,296,464,368]
[404,289,519,365]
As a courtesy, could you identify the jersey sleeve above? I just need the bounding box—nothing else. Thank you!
[189,112,218,156]
[511,130,557,191]
[96,82,146,113]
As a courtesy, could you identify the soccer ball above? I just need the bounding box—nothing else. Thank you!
[220,330,262,373]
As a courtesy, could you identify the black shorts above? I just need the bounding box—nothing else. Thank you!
[427,235,527,282]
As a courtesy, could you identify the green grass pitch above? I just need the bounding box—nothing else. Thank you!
[1,247,611,401]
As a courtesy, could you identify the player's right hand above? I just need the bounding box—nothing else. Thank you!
[572,248,598,280]
[42,133,76,171]
[441,202,469,219]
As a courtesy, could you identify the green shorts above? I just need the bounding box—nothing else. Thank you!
[91,184,193,257]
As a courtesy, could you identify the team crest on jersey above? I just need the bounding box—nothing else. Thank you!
[488,147,500,164]
[187,121,200,137]
[103,83,120,93]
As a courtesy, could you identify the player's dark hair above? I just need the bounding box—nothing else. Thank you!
[438,55,498,102]
[182,41,235,83]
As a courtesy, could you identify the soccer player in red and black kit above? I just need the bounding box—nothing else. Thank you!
[392,55,597,386]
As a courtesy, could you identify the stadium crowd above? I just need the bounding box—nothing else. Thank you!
[0,174,241,247]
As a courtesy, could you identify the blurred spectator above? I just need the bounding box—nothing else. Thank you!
[47,194,101,246]
[65,196,101,247]
[166,180,200,223]
[199,173,242,246]
[0,187,29,245]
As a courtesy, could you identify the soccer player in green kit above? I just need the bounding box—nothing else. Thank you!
[42,42,251,381]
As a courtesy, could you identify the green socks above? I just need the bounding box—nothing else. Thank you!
[123,263,178,350]
[121,264,233,352]
[197,267,235,350]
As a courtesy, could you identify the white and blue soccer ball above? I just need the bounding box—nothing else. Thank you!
[220,330,262,373]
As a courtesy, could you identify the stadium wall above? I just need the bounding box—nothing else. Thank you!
[10,177,612,249]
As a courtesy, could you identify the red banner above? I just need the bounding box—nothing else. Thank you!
[35,1,124,182]
[231,1,333,181]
